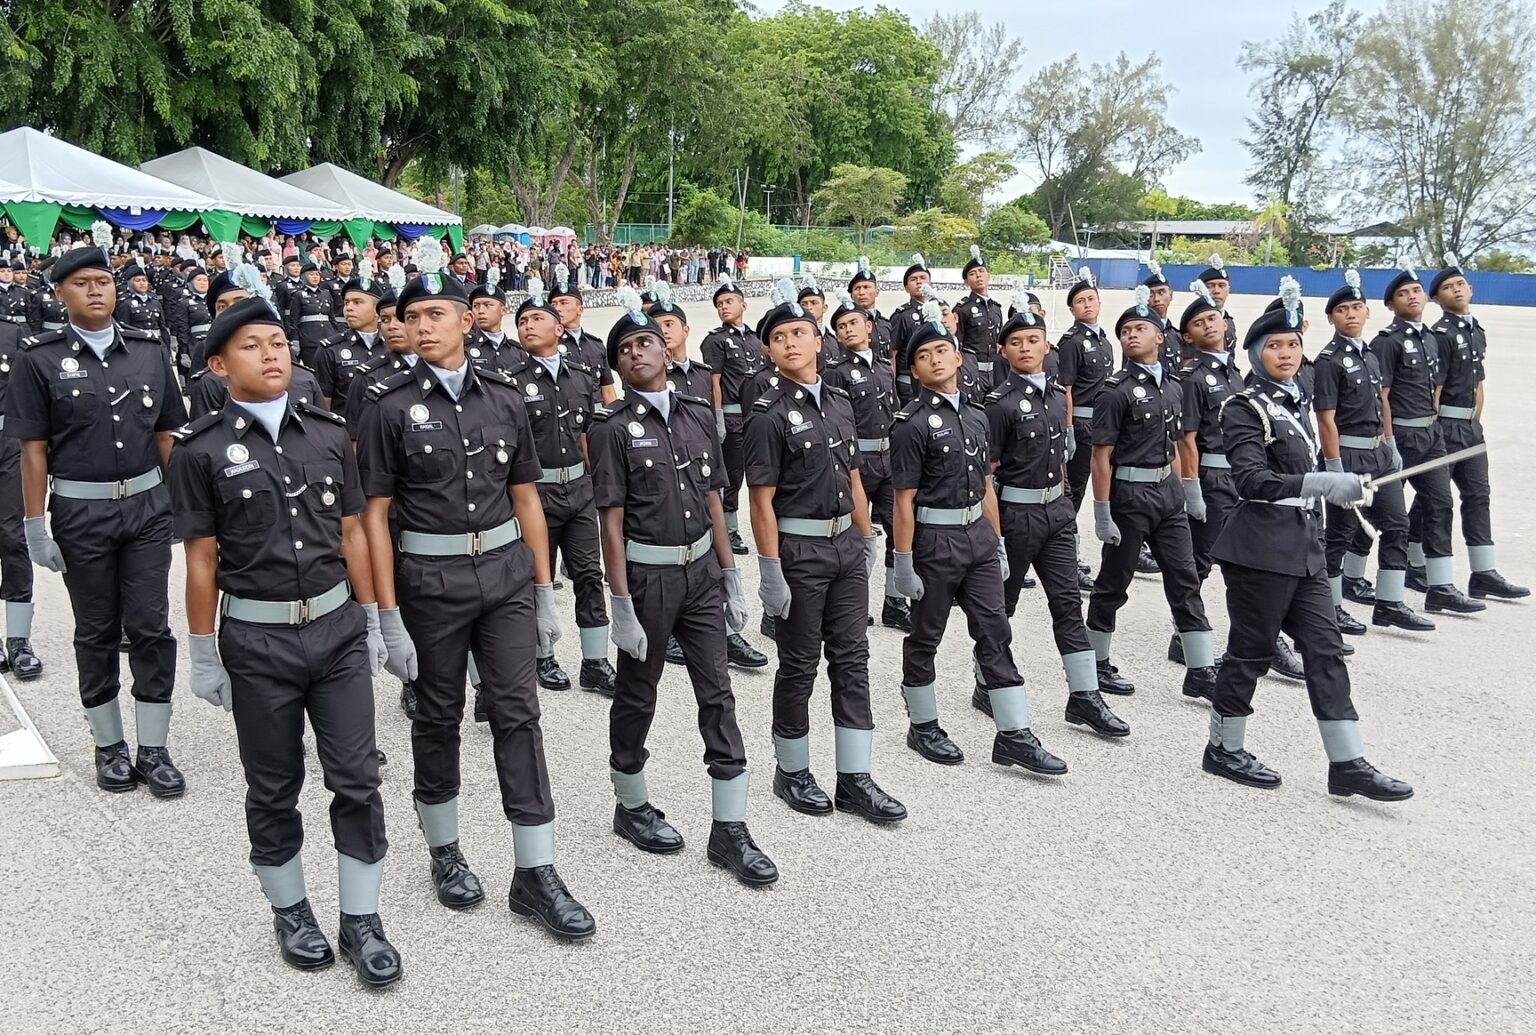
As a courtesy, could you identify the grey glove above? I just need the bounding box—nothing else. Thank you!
[1064,429,1077,462]
[1093,500,1122,546]
[1301,471,1366,506]
[757,556,791,618]
[378,607,418,682]
[997,538,1010,582]
[535,583,562,655]
[1324,456,1344,473]
[1385,436,1403,472]
[893,551,924,600]
[189,633,232,712]
[23,517,66,573]
[610,595,648,662]
[1181,477,1207,522]
[715,410,728,444]
[361,602,388,675]
[863,534,880,580]
[723,567,749,631]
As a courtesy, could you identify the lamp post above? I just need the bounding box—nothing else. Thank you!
[763,184,777,222]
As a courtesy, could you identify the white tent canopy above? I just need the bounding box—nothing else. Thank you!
[278,163,460,227]
[140,147,356,221]
[0,126,216,211]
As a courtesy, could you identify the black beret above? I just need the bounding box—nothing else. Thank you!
[1008,292,1041,316]
[395,270,470,319]
[847,266,875,290]
[468,283,506,306]
[205,272,244,313]
[1066,278,1098,305]
[342,276,381,299]
[204,297,286,357]
[962,248,987,277]
[1242,305,1303,353]
[301,260,321,273]
[1382,268,1421,304]
[332,253,355,266]
[650,299,688,326]
[403,264,419,275]
[450,253,468,263]
[997,309,1048,344]
[9,262,25,272]
[830,298,870,329]
[902,255,929,284]
[1429,263,1467,297]
[901,310,954,372]
[758,300,818,344]
[283,255,302,266]
[797,283,824,301]
[1179,292,1222,332]
[47,247,109,285]
[374,288,398,313]
[713,277,745,304]
[1114,298,1163,337]
[1197,261,1229,284]
[1142,264,1169,288]
[547,270,581,304]
[606,308,664,369]
[1263,296,1304,318]
[1325,272,1367,315]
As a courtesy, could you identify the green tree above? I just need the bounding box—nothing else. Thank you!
[937,152,1019,221]
[669,186,739,245]
[1139,188,1179,251]
[981,205,1051,254]
[1253,195,1292,264]
[892,208,980,264]
[1171,198,1258,220]
[924,12,1028,145]
[812,164,908,246]
[1474,248,1534,273]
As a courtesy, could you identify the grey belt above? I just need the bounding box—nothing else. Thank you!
[1199,453,1230,469]
[857,437,889,452]
[535,462,585,485]
[916,502,984,526]
[52,468,163,501]
[1113,464,1171,483]
[189,323,211,335]
[221,580,350,625]
[398,517,521,557]
[42,321,64,330]
[300,314,330,324]
[1440,405,1475,420]
[999,483,1064,504]
[897,374,912,385]
[1073,406,1094,421]
[2,315,24,323]
[1339,434,1382,450]
[778,514,853,538]
[626,530,713,566]
[721,403,742,415]
[975,360,993,373]
[1393,415,1437,428]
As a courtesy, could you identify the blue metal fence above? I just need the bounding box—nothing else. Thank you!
[1152,264,1536,307]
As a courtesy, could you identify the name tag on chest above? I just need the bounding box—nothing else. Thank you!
[410,421,444,432]
[631,437,658,448]
[223,461,260,477]
[789,421,813,434]
[59,370,89,380]
[931,428,952,440]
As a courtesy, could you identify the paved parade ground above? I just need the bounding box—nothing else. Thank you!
[1,284,1531,1034]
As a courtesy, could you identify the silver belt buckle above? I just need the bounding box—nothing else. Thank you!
[289,598,312,624]
[111,479,130,501]
[466,531,486,555]
[823,518,838,537]
[677,542,693,564]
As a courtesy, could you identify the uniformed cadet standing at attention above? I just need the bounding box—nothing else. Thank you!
[984,304,1129,738]
[1056,267,1115,589]
[954,245,1004,388]
[1201,288,1413,803]
[795,273,840,368]
[1142,260,1185,368]
[549,264,618,404]
[504,278,615,696]
[1428,259,1527,600]
[356,271,595,939]
[8,245,187,795]
[887,254,931,399]
[0,261,29,327]
[1370,266,1484,615]
[701,274,766,557]
[1086,288,1218,702]
[314,276,387,409]
[890,300,1067,776]
[170,298,402,986]
[590,289,779,886]
[288,261,335,368]
[745,281,907,823]
[847,258,893,364]
[170,267,212,378]
[1195,254,1239,368]
[188,274,326,421]
[467,283,523,373]
[25,256,67,336]
[823,289,910,631]
[0,314,43,679]
[113,263,174,360]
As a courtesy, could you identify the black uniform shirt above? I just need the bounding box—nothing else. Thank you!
[666,358,713,401]
[1311,336,1385,439]
[823,347,898,442]
[0,323,20,415]
[1056,322,1116,412]
[314,329,387,401]
[890,391,990,509]
[1369,321,1442,419]
[467,330,526,374]
[559,328,615,387]
[1092,365,1184,468]
[1430,312,1485,410]
[169,399,362,599]
[1212,383,1324,577]
[7,326,186,480]
[985,373,1068,491]
[955,292,1003,362]
[744,379,859,520]
[344,353,416,437]
[25,284,66,334]
[1,283,29,323]
[188,364,325,421]
[1157,316,1185,369]
[1180,352,1243,455]
[356,361,542,534]
[287,284,334,342]
[589,392,725,547]
[502,351,600,471]
[700,324,767,407]
[1222,312,1240,370]
[887,298,925,360]
[864,309,893,365]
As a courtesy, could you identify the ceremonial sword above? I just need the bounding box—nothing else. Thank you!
[1349,442,1489,539]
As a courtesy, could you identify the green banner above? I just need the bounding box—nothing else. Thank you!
[157,210,200,232]
[240,216,273,238]
[447,224,464,253]
[371,221,396,242]
[57,204,98,231]
[2,201,62,251]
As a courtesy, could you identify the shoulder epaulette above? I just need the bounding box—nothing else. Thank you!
[21,329,62,349]
[1105,373,1126,387]
[367,368,415,398]
[593,395,632,422]
[984,386,1008,403]
[170,411,223,442]
[479,367,519,389]
[675,392,712,408]
[121,326,160,341]
[299,400,346,425]
[321,332,347,348]
[824,383,849,400]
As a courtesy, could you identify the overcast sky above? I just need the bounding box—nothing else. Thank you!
[753,0,1393,204]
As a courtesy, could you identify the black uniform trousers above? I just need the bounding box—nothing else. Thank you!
[904,518,1021,690]
[52,486,176,709]
[1191,468,1240,583]
[774,527,874,739]
[1325,442,1409,575]
[722,415,747,515]
[222,602,387,867]
[609,553,746,780]
[861,452,896,569]
[1000,494,1090,657]
[1212,563,1357,722]
[1087,476,1209,636]
[0,437,32,603]
[397,541,555,825]
[1442,416,1492,548]
[1065,419,1093,513]
[537,479,608,630]
[1397,423,1453,558]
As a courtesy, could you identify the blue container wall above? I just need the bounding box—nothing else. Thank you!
[1154,264,1536,307]
[1076,257,1141,289]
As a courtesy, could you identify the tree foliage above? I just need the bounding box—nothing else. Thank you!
[812,164,909,246]
[893,208,980,264]
[924,12,1028,145]
[937,152,1019,221]
[981,205,1051,254]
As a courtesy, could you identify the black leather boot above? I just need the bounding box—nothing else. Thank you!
[399,681,418,720]
[1342,574,1376,604]
[612,802,684,853]
[508,866,597,939]
[834,773,907,824]
[1334,606,1367,636]
[1405,564,1430,593]
[472,687,488,723]
[906,720,964,765]
[1327,758,1414,801]
[133,746,186,799]
[1166,632,1185,664]
[271,899,334,970]
[1425,585,1487,614]
[1269,637,1305,682]
[992,729,1068,775]
[428,842,484,909]
[706,822,779,887]
[772,767,832,816]
[1372,600,1436,631]
[1076,565,1096,590]
[94,741,137,793]
[1064,690,1130,737]
[1135,545,1161,574]
[1181,665,1218,701]
[337,913,403,987]
[970,684,993,717]
[880,597,913,631]
[3,638,42,680]
[727,529,749,555]
[1202,743,1281,788]
[578,658,616,697]
[536,655,572,690]
[1096,658,1135,695]
[1469,569,1530,600]
[759,615,778,642]
[726,633,768,669]
[664,635,686,665]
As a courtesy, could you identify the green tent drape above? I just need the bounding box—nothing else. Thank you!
[240,216,272,237]
[58,205,98,231]
[157,210,200,232]
[371,222,396,241]
[344,218,376,249]
[195,210,243,241]
[4,200,63,247]
[307,220,342,238]
[446,224,464,252]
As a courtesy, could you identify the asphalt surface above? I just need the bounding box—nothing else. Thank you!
[1,285,1531,1034]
